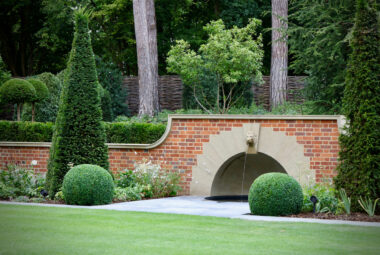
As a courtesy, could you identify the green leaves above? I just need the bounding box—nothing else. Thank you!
[288,0,355,114]
[167,19,263,113]
[248,173,304,216]
[334,0,380,212]
[46,10,109,197]
[0,79,36,105]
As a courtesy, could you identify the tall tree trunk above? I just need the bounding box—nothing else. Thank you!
[270,0,288,109]
[17,104,21,121]
[133,0,159,117]
[32,102,35,122]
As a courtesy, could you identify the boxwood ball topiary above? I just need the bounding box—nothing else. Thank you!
[26,78,49,102]
[62,164,114,205]
[0,78,36,104]
[248,172,303,216]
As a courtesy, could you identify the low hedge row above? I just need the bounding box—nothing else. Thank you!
[104,122,166,144]
[0,121,53,142]
[0,121,166,144]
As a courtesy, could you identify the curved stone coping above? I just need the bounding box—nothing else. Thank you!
[0,114,345,149]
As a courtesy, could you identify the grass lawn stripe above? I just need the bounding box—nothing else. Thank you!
[0,204,379,255]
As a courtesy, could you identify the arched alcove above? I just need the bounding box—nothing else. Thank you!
[210,152,286,196]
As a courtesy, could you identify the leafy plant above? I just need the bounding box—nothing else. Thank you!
[358,197,379,217]
[302,184,339,214]
[167,19,263,113]
[114,160,181,199]
[339,189,351,215]
[133,161,181,198]
[14,196,30,202]
[54,190,64,202]
[115,170,136,188]
[113,185,144,202]
[0,165,45,200]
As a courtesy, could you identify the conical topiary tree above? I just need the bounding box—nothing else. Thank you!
[334,0,379,211]
[0,78,36,121]
[46,9,109,197]
[26,78,49,122]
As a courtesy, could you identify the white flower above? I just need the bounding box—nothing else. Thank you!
[31,160,38,166]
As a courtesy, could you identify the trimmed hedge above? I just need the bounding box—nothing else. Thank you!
[0,121,53,142]
[105,122,166,144]
[46,10,110,198]
[62,164,114,205]
[0,121,165,144]
[248,172,303,216]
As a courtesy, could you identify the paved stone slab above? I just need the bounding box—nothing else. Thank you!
[1,196,379,227]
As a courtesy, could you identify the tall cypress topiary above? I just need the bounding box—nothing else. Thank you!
[334,0,379,211]
[46,9,109,197]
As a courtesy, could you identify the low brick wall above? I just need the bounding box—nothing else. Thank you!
[0,115,343,195]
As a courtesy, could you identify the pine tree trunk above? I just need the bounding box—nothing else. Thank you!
[133,0,159,117]
[270,0,288,109]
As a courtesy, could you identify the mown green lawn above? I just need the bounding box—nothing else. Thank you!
[0,204,379,255]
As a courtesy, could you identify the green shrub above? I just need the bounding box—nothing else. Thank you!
[0,121,53,142]
[62,164,114,205]
[113,186,143,202]
[114,161,181,199]
[0,121,165,144]
[115,169,136,188]
[0,78,36,120]
[0,165,45,199]
[25,78,49,122]
[22,73,62,122]
[101,89,113,121]
[14,196,30,202]
[132,161,181,198]
[27,79,49,103]
[47,10,110,197]
[0,79,35,105]
[95,56,128,118]
[248,173,303,216]
[334,0,380,212]
[105,122,166,144]
[301,184,339,213]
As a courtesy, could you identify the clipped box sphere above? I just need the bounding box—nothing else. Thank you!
[0,78,36,104]
[248,172,303,216]
[62,164,114,205]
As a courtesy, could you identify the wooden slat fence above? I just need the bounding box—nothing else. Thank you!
[123,75,306,114]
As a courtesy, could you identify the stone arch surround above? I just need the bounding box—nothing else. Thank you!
[0,115,345,196]
[191,123,311,196]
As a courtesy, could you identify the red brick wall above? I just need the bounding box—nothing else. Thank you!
[0,117,340,195]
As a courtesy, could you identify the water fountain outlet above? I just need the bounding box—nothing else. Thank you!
[246,131,258,154]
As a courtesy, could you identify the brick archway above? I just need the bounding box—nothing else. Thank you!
[190,122,311,196]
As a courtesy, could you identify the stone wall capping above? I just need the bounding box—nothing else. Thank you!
[0,142,52,147]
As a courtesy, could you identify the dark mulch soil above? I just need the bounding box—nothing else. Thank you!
[286,212,380,222]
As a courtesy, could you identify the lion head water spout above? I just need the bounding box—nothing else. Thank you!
[246,131,258,154]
